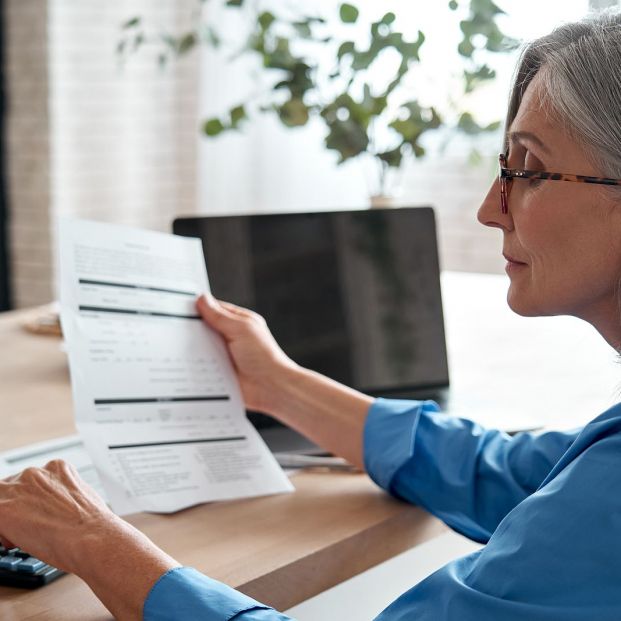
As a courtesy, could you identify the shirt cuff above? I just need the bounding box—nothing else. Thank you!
[143,567,273,621]
[363,398,440,491]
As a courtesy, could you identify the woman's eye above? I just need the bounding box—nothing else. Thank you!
[524,152,541,169]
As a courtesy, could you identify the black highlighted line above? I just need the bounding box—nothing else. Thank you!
[95,395,230,405]
[79,305,200,320]
[79,279,196,297]
[108,436,246,450]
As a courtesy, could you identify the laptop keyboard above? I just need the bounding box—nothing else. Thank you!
[0,546,64,588]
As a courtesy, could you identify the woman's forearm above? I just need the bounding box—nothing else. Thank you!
[265,365,374,470]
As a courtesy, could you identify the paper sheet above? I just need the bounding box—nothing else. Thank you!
[59,218,293,515]
[0,435,107,502]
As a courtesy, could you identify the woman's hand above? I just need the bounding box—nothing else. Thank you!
[196,294,299,414]
[0,459,117,572]
[0,461,178,620]
[197,294,373,468]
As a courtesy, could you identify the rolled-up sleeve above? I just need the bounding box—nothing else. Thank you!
[143,567,293,620]
[363,398,580,543]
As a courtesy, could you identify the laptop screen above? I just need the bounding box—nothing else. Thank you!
[173,207,449,396]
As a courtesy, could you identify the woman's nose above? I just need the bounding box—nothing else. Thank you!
[477,178,514,232]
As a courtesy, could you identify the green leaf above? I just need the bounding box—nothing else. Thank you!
[293,21,312,38]
[324,118,369,163]
[351,50,375,71]
[278,98,310,127]
[259,11,275,31]
[378,147,403,168]
[320,93,373,163]
[470,0,504,18]
[203,118,226,137]
[381,12,396,25]
[230,105,247,128]
[395,30,425,62]
[122,16,141,29]
[289,62,314,97]
[464,64,495,93]
[448,0,459,9]
[390,102,441,154]
[177,33,196,55]
[226,0,244,6]
[339,3,359,23]
[458,39,475,57]
[457,112,501,134]
[459,19,477,37]
[263,37,296,70]
[337,41,355,60]
[362,83,373,108]
[385,60,409,97]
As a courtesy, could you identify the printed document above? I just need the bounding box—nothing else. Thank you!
[59,219,293,515]
[0,435,107,502]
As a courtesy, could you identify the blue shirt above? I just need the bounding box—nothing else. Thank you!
[144,398,621,620]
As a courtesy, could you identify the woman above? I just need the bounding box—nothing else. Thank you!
[3,9,621,620]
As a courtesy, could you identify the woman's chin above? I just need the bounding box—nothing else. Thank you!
[506,285,540,317]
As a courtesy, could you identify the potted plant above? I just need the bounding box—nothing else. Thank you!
[119,0,517,205]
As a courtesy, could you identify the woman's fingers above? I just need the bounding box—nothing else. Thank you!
[219,300,254,317]
[196,295,262,340]
[0,460,115,572]
[196,294,238,330]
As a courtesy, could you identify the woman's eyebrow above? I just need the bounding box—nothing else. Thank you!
[508,130,551,154]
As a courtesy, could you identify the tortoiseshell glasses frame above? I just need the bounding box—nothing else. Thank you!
[498,153,621,214]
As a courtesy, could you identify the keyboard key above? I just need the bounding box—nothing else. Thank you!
[0,555,22,570]
[0,562,65,588]
[13,549,30,559]
[17,558,45,573]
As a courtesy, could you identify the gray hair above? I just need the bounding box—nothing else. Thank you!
[506,8,621,179]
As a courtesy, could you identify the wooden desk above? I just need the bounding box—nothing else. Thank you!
[0,308,446,619]
[3,272,619,618]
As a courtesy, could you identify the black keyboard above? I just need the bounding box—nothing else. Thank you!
[0,546,64,588]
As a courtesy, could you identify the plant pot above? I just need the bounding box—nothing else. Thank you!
[369,194,397,208]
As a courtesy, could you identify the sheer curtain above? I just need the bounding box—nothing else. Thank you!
[49,1,201,236]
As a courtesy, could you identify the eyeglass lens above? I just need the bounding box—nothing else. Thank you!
[499,153,511,214]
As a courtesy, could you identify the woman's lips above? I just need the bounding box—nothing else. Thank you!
[503,253,528,272]
[503,253,527,265]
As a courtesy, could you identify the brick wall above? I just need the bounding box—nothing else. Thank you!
[6,0,200,308]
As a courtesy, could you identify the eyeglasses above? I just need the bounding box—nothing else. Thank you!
[498,153,621,214]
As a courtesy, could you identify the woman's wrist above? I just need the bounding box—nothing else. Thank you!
[70,515,179,620]
[260,363,373,468]
[260,362,308,418]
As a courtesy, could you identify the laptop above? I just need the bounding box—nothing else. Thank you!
[173,207,449,453]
